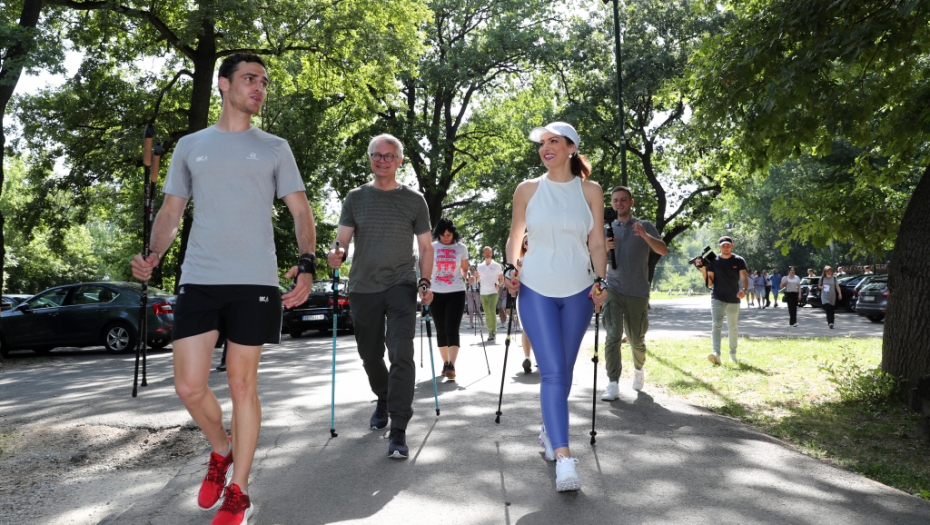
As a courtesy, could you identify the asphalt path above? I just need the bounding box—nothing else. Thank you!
[2,297,920,525]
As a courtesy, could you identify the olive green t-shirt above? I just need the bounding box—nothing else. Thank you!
[338,182,432,294]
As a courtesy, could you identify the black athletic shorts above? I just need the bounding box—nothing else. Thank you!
[173,284,282,346]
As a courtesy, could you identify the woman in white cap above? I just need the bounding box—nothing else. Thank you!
[504,122,607,492]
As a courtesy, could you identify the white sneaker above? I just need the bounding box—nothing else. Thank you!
[555,454,582,492]
[707,353,721,366]
[538,425,555,461]
[632,369,645,391]
[729,353,739,363]
[601,381,619,401]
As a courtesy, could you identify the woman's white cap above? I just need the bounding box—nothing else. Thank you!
[528,122,580,147]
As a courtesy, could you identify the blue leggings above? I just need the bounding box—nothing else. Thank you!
[517,284,594,450]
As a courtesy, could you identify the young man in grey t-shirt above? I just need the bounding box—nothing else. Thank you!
[327,133,433,459]
[131,54,315,525]
[600,186,668,399]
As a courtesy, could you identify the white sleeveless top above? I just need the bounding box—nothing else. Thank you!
[520,174,595,298]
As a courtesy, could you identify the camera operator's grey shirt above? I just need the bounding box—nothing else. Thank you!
[162,125,305,287]
[338,182,431,294]
[605,216,660,299]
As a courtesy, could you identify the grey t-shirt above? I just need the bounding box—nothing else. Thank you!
[162,126,305,287]
[339,183,431,294]
[605,217,660,298]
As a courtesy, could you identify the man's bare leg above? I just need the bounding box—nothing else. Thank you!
[173,330,229,454]
[225,342,263,493]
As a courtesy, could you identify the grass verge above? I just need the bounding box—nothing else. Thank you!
[604,337,930,500]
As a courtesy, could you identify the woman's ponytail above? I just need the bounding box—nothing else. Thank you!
[570,153,592,180]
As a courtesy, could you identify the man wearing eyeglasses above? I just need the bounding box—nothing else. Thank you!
[327,134,433,459]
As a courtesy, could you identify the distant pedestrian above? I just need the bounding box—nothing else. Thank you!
[762,270,772,307]
[819,265,842,329]
[836,267,846,277]
[780,267,801,326]
[516,233,534,373]
[753,271,766,309]
[770,270,782,307]
[476,247,504,342]
[862,265,873,275]
[466,271,480,329]
[807,268,816,278]
[430,217,470,381]
[695,236,749,364]
[745,271,755,307]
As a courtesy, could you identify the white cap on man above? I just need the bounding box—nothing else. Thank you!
[528,122,581,147]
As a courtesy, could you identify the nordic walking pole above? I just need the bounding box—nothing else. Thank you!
[495,265,517,424]
[591,279,605,445]
[420,286,440,416]
[420,316,424,368]
[472,289,491,374]
[133,124,155,398]
[141,142,162,388]
[330,241,341,438]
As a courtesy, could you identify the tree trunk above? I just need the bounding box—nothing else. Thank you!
[0,0,43,294]
[170,11,217,289]
[882,162,930,389]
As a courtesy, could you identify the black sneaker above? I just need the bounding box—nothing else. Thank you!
[216,360,226,372]
[441,362,451,377]
[370,398,388,430]
[388,429,408,459]
[445,363,456,380]
[522,358,532,374]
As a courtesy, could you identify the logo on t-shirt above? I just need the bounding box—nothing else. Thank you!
[259,296,269,303]
[247,153,258,160]
[196,156,208,162]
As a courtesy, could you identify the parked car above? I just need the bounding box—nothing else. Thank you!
[1,294,31,312]
[856,277,889,322]
[836,275,868,311]
[799,277,819,307]
[0,282,174,357]
[846,275,885,313]
[281,279,352,338]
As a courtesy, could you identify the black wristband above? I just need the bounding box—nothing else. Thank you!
[418,278,431,289]
[298,253,316,275]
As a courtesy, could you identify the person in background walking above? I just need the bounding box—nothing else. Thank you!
[836,267,846,277]
[476,247,504,342]
[600,185,668,399]
[807,268,815,278]
[430,217,469,381]
[466,270,480,330]
[695,236,749,365]
[762,269,772,307]
[819,265,842,329]
[770,269,782,307]
[780,266,801,326]
[753,271,766,309]
[516,233,534,373]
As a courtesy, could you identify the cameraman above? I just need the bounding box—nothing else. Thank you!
[695,236,749,365]
[600,186,667,399]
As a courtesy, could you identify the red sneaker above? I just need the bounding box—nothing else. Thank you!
[211,484,253,525]
[197,438,234,511]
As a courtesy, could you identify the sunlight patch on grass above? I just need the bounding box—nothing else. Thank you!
[589,337,930,500]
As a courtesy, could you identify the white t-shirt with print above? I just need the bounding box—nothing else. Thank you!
[431,242,469,294]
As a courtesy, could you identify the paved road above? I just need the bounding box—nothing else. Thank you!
[2,299,918,525]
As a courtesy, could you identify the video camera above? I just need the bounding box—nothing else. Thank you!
[689,246,717,269]
[604,208,618,270]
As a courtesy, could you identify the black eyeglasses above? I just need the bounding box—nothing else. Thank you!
[370,153,399,162]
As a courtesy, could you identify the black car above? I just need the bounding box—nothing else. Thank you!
[846,274,884,313]
[799,277,819,307]
[836,275,867,311]
[856,277,889,322]
[1,294,31,312]
[0,282,175,357]
[282,279,353,338]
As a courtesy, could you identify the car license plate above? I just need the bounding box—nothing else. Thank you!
[302,314,325,321]
[861,296,876,302]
